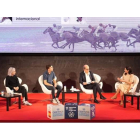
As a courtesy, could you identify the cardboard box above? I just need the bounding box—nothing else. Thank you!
[47,104,64,120]
[65,103,78,119]
[78,104,95,120]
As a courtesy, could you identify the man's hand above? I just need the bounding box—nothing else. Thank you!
[91,81,95,83]
[14,87,19,91]
[83,82,87,85]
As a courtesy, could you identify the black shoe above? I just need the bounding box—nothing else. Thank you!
[100,96,106,100]
[94,99,100,104]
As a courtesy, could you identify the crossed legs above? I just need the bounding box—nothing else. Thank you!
[84,83,106,103]
[111,88,124,105]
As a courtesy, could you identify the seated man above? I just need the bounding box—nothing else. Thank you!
[43,65,62,104]
[79,65,106,103]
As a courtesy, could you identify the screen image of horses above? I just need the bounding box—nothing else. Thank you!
[0,17,140,53]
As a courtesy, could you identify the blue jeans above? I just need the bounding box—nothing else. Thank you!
[45,85,62,99]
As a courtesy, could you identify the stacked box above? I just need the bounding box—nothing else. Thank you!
[47,104,64,120]
[65,103,78,119]
[78,104,95,120]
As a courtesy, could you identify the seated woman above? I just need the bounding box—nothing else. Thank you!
[111,66,134,105]
[6,67,32,106]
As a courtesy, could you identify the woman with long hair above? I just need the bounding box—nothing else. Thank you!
[6,67,32,105]
[111,66,134,105]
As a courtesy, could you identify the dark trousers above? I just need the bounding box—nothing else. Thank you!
[14,86,28,101]
[84,83,102,99]
[45,85,62,99]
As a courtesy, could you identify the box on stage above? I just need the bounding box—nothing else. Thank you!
[65,103,78,119]
[47,104,64,120]
[78,104,95,120]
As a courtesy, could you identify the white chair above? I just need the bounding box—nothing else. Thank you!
[115,75,139,93]
[4,77,28,103]
[80,73,103,101]
[38,75,63,102]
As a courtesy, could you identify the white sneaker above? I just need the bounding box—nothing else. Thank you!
[24,101,32,106]
[52,99,58,104]
[55,98,60,104]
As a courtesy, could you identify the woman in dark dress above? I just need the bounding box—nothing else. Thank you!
[6,67,32,106]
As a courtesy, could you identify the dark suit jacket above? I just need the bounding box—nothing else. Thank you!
[79,71,95,85]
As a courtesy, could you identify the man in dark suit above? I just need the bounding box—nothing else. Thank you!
[79,65,106,103]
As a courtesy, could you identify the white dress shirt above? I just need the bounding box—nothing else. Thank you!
[84,71,92,83]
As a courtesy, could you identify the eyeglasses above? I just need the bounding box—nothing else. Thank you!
[85,69,89,70]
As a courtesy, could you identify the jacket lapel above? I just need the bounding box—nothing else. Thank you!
[83,71,86,82]
[89,71,92,80]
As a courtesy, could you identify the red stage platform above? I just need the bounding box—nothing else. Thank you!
[0,93,140,122]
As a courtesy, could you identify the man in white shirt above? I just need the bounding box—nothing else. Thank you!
[79,65,106,103]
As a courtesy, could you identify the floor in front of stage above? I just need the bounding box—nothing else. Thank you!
[0,93,140,122]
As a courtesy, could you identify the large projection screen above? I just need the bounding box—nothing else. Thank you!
[0,17,140,53]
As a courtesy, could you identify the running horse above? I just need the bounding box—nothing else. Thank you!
[97,31,130,51]
[61,30,101,52]
[128,28,140,39]
[128,28,140,47]
[43,27,65,48]
[43,27,103,52]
